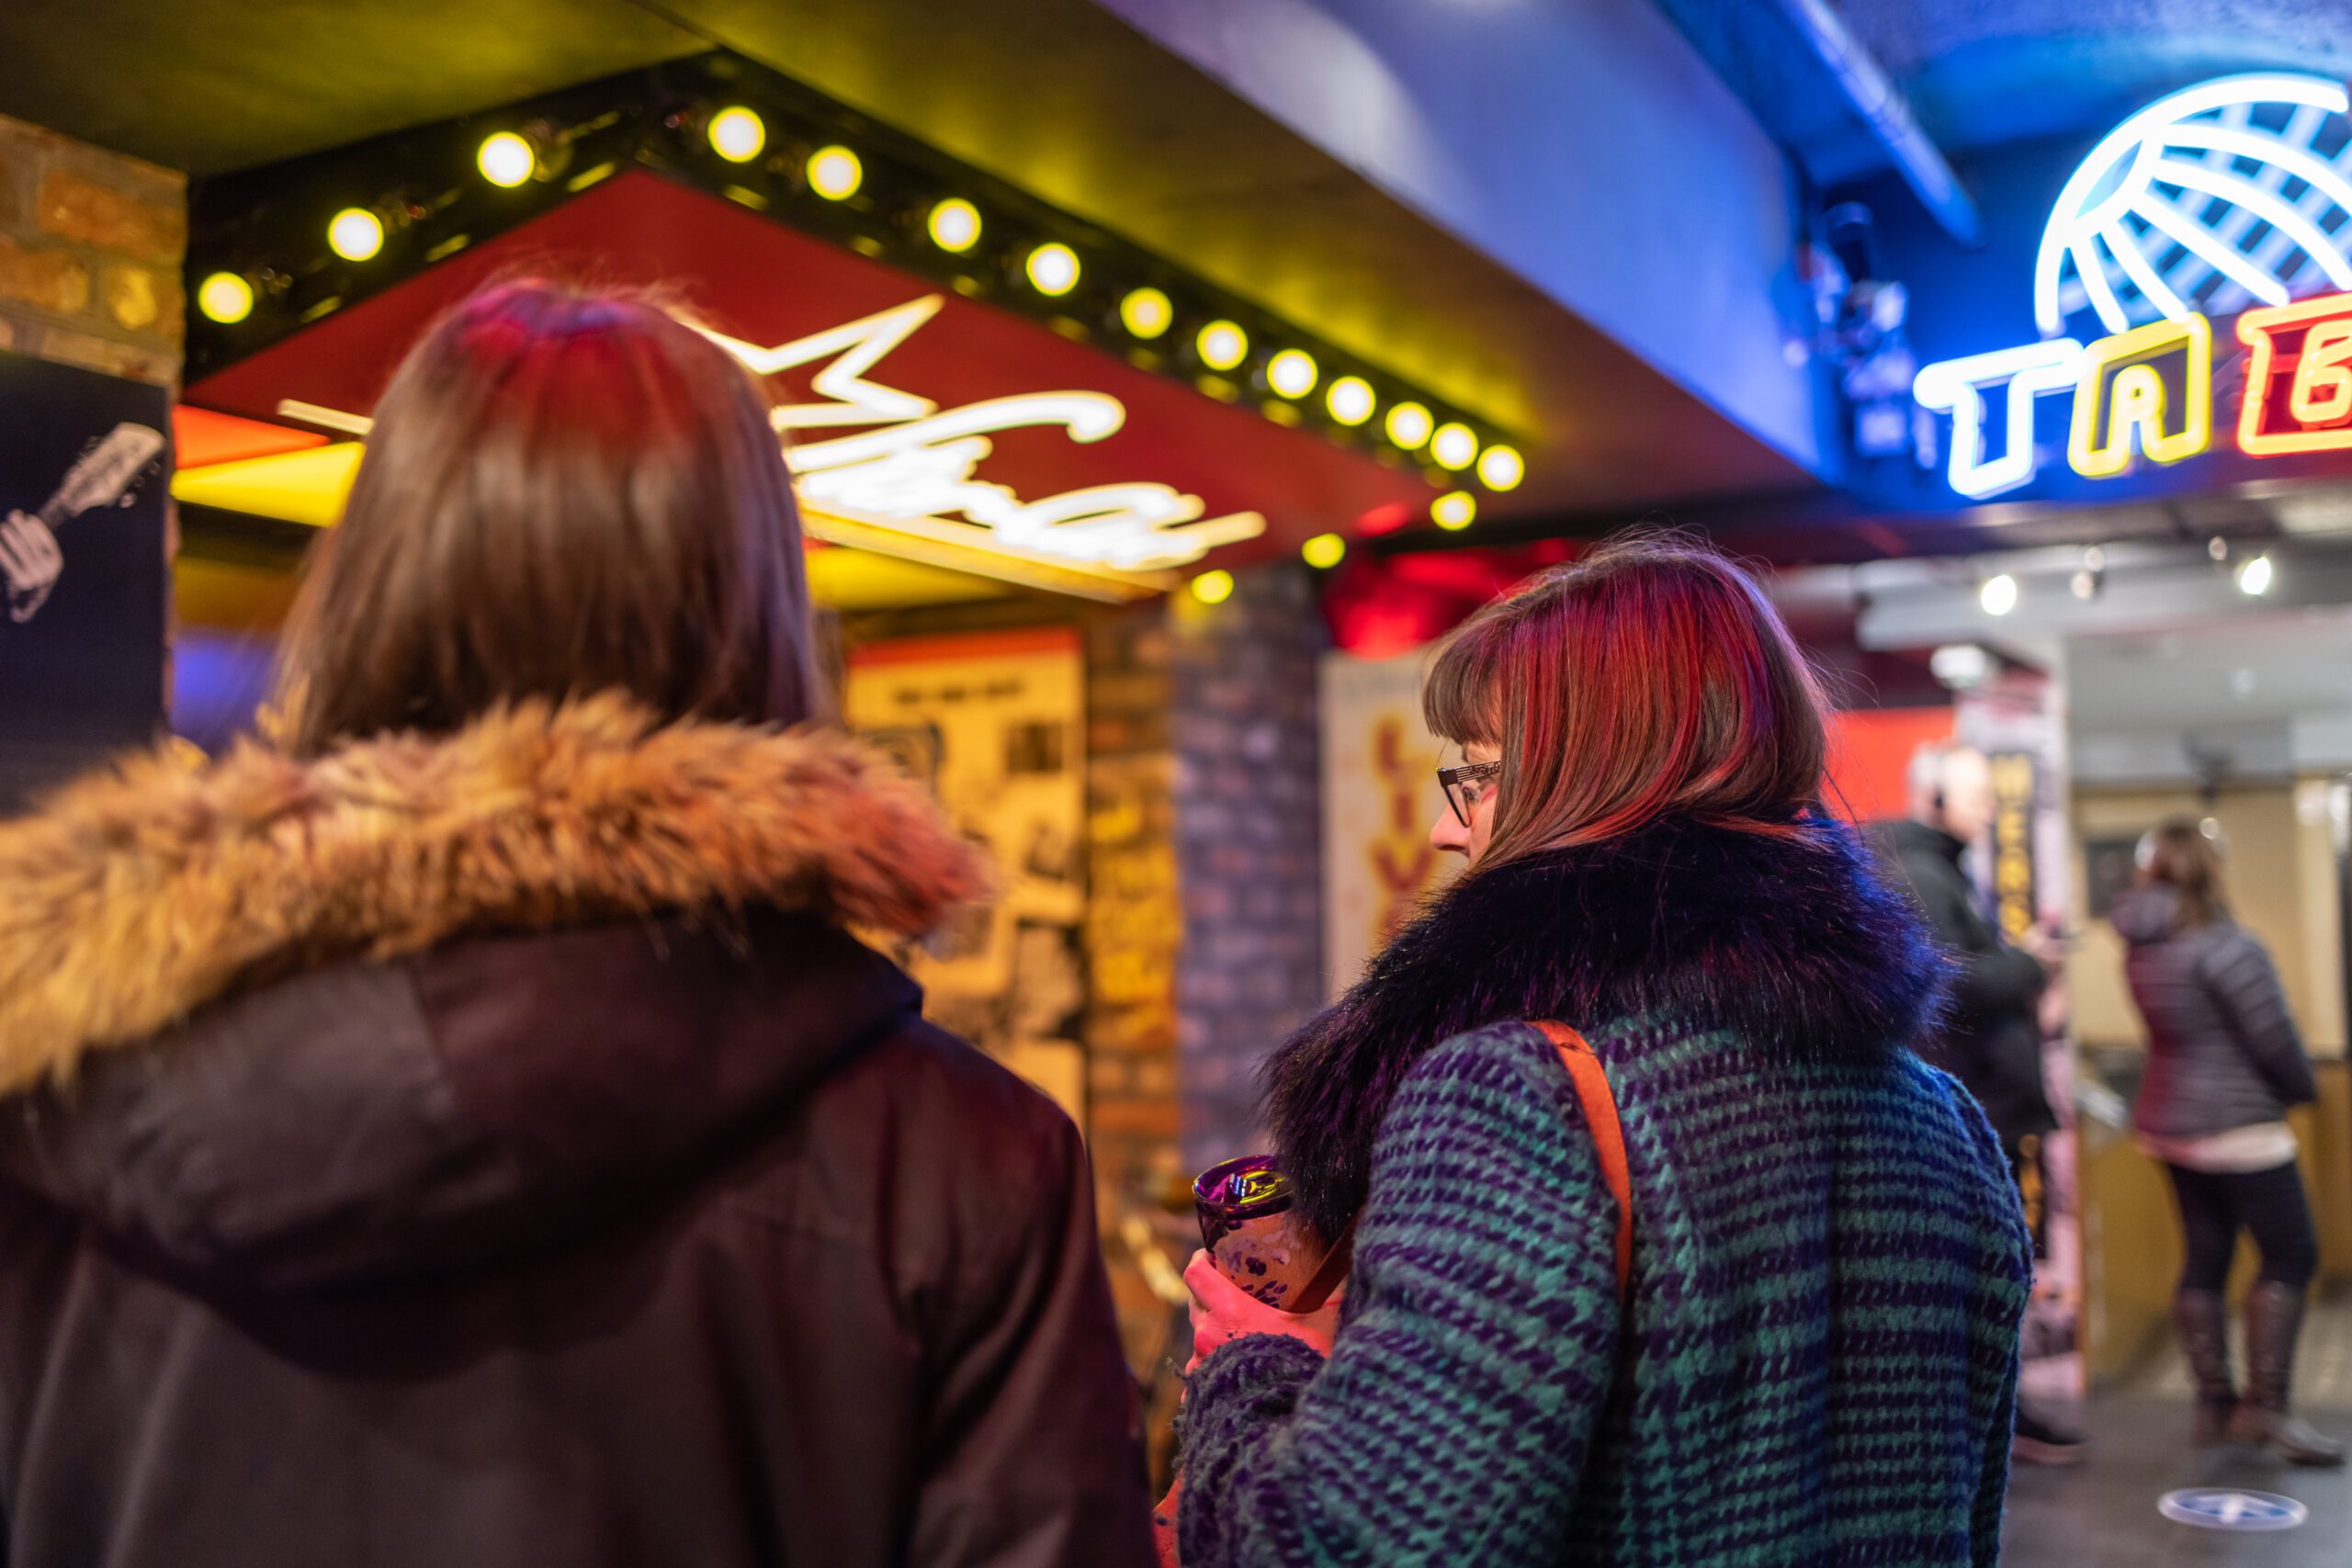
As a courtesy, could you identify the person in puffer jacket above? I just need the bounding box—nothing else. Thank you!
[2110,818,2343,1466]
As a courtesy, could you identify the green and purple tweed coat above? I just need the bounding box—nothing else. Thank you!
[1181,818,2033,1566]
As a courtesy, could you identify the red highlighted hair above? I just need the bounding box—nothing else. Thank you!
[276,279,817,756]
[1422,533,1827,864]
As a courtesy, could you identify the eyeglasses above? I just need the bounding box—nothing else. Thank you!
[1437,760,1503,826]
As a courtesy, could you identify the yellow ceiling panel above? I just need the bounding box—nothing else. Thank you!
[172,443,364,527]
[807,546,1009,609]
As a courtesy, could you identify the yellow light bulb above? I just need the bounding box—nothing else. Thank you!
[1385,400,1433,450]
[1197,320,1249,371]
[1327,376,1375,425]
[1430,423,1478,470]
[197,272,254,324]
[1120,286,1172,339]
[928,197,981,253]
[1432,491,1476,530]
[807,145,862,200]
[1476,444,1524,491]
[1267,348,1318,399]
[708,107,766,163]
[477,131,537,187]
[1026,243,1080,296]
[1302,533,1347,569]
[1190,570,1236,605]
[327,208,384,262]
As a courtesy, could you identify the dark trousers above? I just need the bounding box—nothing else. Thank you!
[2165,1160,2320,1293]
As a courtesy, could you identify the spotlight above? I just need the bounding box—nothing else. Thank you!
[1190,569,1236,604]
[1026,243,1080,296]
[1432,491,1476,530]
[1326,376,1375,426]
[1267,349,1318,399]
[928,197,981,253]
[1476,444,1524,491]
[2073,545,2107,601]
[1196,320,1248,371]
[2208,535,2230,562]
[1302,533,1347,569]
[1980,573,2018,616]
[708,107,767,163]
[327,208,384,262]
[197,271,254,324]
[476,131,538,187]
[1929,644,1992,690]
[2237,554,2274,596]
[1119,287,1172,339]
[1430,423,1478,471]
[1385,400,1433,450]
[806,145,862,200]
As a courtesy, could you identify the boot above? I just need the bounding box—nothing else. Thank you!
[2172,1289,2237,1446]
[2227,1280,2346,1466]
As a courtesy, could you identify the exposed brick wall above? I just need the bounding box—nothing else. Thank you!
[0,115,184,384]
[1082,606,1187,1364]
[849,574,1328,1382]
[1170,562,1328,1172]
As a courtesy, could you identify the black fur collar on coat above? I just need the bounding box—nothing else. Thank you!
[1266,814,1947,1240]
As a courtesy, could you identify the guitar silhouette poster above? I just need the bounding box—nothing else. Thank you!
[0,350,171,814]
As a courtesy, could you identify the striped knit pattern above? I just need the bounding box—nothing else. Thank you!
[1180,1019,2033,1567]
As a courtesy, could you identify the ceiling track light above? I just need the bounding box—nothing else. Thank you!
[707,106,767,163]
[197,270,258,324]
[476,120,571,187]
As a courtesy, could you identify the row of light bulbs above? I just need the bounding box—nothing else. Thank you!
[1975,543,2276,617]
[1183,484,1483,602]
[193,101,1527,509]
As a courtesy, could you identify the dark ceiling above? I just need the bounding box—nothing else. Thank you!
[0,0,1815,524]
[1662,0,2352,195]
[1840,0,2352,157]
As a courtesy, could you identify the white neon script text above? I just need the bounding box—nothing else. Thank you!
[703,298,1264,570]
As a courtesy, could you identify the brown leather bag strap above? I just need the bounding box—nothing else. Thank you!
[1531,1020,1634,1298]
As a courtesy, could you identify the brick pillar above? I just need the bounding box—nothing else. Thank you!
[0,116,184,383]
[1083,607,1186,1361]
[1170,562,1328,1171]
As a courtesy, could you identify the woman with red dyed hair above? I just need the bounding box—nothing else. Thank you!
[1178,536,2033,1565]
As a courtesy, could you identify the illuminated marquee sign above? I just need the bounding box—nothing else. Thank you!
[717,295,1264,572]
[1915,73,2352,498]
[193,293,1269,580]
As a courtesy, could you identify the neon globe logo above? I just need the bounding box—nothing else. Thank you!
[2036,73,2352,337]
[1913,73,2352,500]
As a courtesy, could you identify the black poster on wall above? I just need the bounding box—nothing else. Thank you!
[0,350,172,815]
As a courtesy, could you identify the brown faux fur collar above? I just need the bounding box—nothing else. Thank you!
[0,695,990,1096]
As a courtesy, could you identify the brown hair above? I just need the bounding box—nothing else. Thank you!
[1422,532,1829,866]
[275,279,818,755]
[2145,817,2229,929]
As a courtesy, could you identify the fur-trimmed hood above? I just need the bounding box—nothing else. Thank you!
[0,697,991,1288]
[0,695,989,1096]
[1265,816,1947,1241]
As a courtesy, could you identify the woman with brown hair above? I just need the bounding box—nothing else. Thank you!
[0,281,1155,1566]
[1178,536,2033,1566]
[2112,818,2342,1464]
